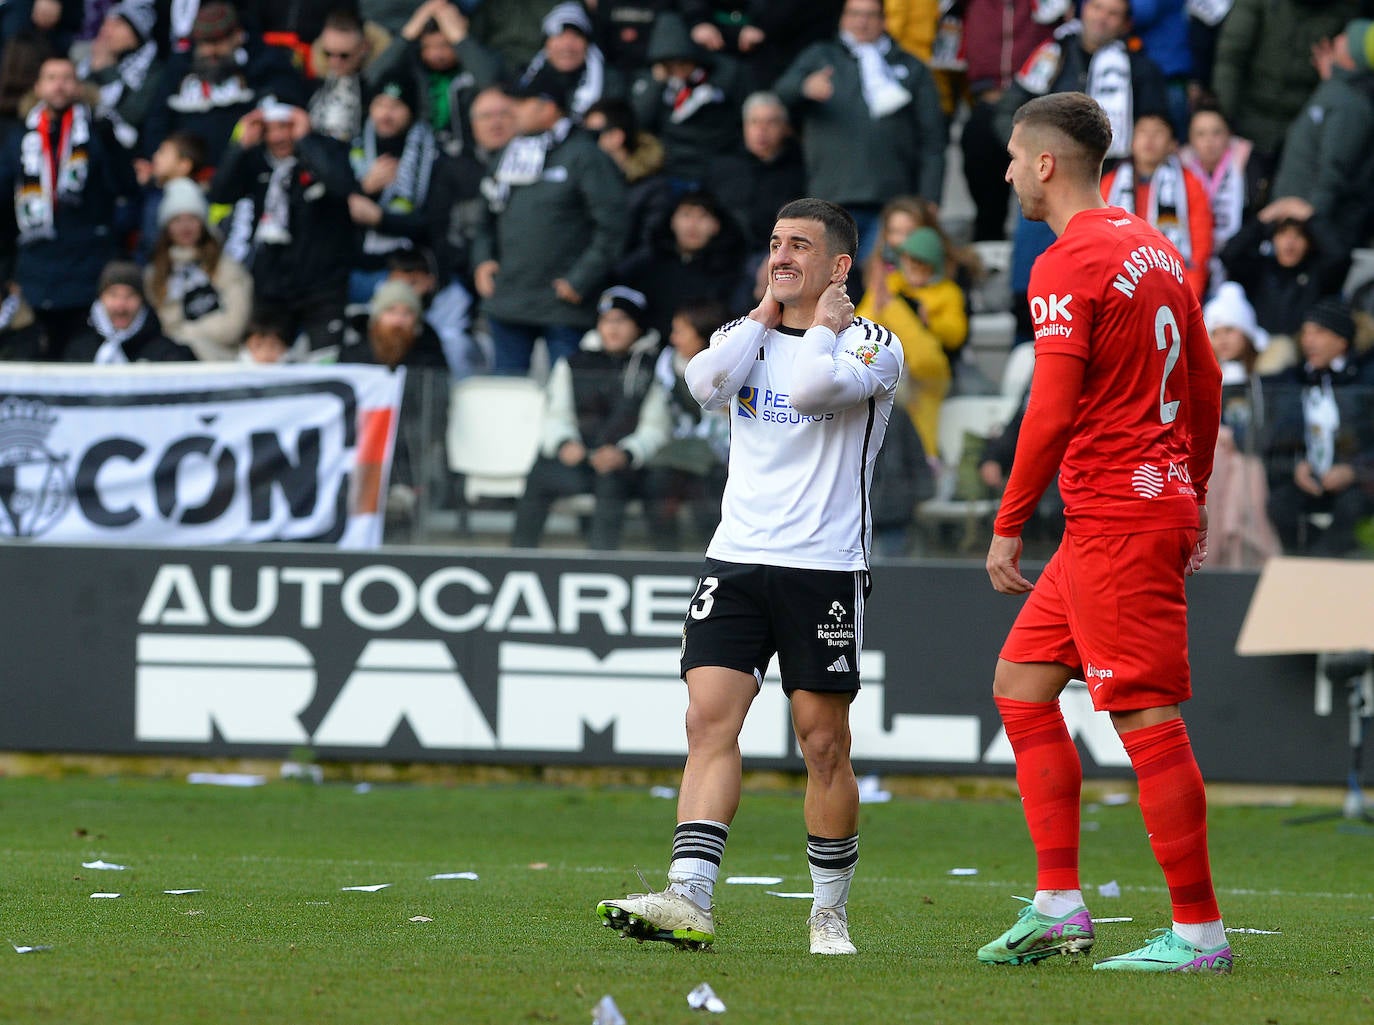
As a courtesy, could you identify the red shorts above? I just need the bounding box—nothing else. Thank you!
[999,528,1194,712]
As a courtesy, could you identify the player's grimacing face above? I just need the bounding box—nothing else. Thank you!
[767,218,842,305]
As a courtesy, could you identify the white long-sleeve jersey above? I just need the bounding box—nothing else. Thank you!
[685,315,904,570]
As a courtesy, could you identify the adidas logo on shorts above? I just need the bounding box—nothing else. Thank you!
[826,656,851,673]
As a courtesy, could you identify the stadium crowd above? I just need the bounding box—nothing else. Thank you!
[2,0,1373,556]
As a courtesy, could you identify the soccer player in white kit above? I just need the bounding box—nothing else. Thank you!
[597,198,905,954]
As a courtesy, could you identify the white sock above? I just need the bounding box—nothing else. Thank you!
[666,820,728,911]
[1173,919,1226,948]
[807,834,858,913]
[1033,889,1085,917]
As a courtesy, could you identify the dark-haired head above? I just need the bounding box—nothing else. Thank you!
[774,197,858,259]
[1012,92,1113,180]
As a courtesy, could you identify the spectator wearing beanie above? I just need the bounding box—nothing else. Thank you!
[511,284,670,550]
[1262,296,1374,556]
[383,0,502,156]
[1200,281,1283,568]
[78,1,166,152]
[64,260,193,362]
[1267,18,1374,252]
[339,277,450,526]
[140,1,306,172]
[517,2,627,123]
[144,177,253,361]
[856,225,967,455]
[345,71,448,304]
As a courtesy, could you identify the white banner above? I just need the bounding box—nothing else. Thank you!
[0,363,405,548]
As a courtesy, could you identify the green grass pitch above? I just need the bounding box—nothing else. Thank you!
[0,776,1370,1024]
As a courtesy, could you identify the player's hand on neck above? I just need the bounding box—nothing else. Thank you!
[811,279,855,335]
[747,284,783,330]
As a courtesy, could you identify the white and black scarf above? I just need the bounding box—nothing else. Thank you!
[14,103,92,244]
[1105,155,1192,265]
[522,47,606,121]
[167,48,254,114]
[839,31,911,119]
[79,40,158,149]
[0,292,22,332]
[1303,367,1343,476]
[90,300,151,364]
[487,118,571,210]
[255,154,297,246]
[309,74,364,143]
[166,249,222,321]
[1017,25,1132,159]
[352,120,438,255]
[1182,142,1245,249]
[661,67,725,125]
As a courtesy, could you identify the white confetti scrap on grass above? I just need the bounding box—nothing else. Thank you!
[1226,927,1282,935]
[947,868,979,876]
[340,884,391,892]
[90,893,121,899]
[765,891,814,899]
[186,772,266,787]
[164,889,203,895]
[724,876,784,885]
[1098,880,1121,898]
[429,872,479,881]
[409,916,434,923]
[1092,917,1134,924]
[649,786,677,799]
[687,982,726,1013]
[12,944,53,954]
[81,860,127,871]
[1101,793,1133,806]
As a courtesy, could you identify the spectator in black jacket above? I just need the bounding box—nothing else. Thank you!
[1262,297,1374,556]
[209,100,358,353]
[614,187,748,341]
[1220,197,1351,342]
[706,90,806,257]
[64,260,194,362]
[583,96,673,257]
[140,2,305,171]
[344,71,447,303]
[0,55,139,357]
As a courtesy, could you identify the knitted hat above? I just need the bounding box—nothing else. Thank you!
[597,285,648,331]
[191,1,239,44]
[510,62,570,111]
[1203,282,1269,352]
[369,279,422,319]
[157,177,208,228]
[373,72,419,114]
[98,260,144,297]
[899,226,945,269]
[1346,18,1374,73]
[260,98,297,123]
[541,2,593,38]
[110,0,156,45]
[1302,296,1356,342]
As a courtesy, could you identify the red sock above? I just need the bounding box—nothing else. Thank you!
[1121,719,1220,924]
[995,696,1082,891]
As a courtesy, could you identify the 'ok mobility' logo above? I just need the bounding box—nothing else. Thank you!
[0,398,71,538]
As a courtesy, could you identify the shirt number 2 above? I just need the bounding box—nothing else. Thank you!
[1155,304,1181,425]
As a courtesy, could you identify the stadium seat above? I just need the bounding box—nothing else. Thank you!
[916,394,1019,549]
[446,375,544,503]
[1000,343,1036,402]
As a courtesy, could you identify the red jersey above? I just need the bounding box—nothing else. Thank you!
[995,206,1222,537]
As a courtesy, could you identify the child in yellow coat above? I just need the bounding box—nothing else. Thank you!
[856,227,968,455]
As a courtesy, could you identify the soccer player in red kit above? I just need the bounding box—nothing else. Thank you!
[976,92,1231,973]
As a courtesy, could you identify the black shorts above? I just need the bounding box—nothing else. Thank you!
[680,558,870,695]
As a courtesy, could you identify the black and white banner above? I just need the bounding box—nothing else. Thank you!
[0,364,405,547]
[0,544,1338,784]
